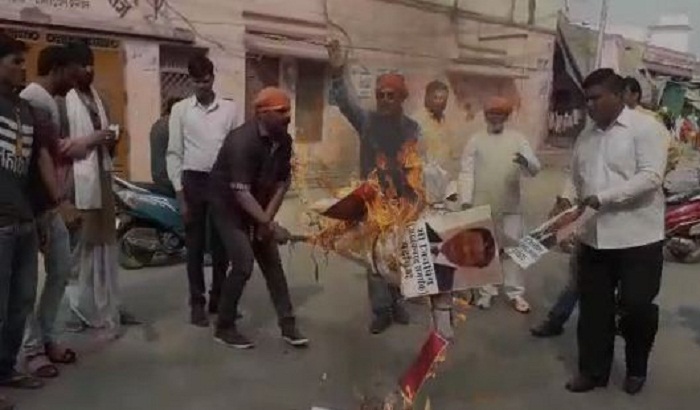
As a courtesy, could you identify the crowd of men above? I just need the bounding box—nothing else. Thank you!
[0,33,145,409]
[0,29,673,409]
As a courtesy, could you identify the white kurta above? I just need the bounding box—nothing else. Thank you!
[458,129,540,219]
[64,88,121,336]
[458,128,541,299]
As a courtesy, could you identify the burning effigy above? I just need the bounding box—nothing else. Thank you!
[295,39,592,410]
[291,136,493,408]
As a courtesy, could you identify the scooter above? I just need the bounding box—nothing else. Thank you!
[113,176,185,269]
[665,188,700,263]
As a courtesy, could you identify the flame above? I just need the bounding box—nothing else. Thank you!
[306,139,426,260]
[295,141,450,410]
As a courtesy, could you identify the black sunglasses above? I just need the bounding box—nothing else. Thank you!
[376,91,397,100]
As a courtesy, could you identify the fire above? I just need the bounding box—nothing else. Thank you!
[302,139,426,266]
[296,141,448,408]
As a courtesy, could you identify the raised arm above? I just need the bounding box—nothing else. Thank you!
[328,40,366,134]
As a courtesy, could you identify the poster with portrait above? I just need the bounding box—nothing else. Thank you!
[399,205,503,299]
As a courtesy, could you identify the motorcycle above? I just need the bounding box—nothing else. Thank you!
[113,177,185,269]
[664,188,700,263]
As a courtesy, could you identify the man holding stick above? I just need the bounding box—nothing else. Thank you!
[209,87,307,349]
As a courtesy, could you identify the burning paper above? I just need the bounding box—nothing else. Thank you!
[399,331,449,404]
[301,140,427,271]
[505,206,596,269]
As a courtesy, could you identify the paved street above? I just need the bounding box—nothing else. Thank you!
[10,168,700,410]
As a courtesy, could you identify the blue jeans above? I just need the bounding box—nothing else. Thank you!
[0,222,39,377]
[547,245,580,327]
[23,212,71,356]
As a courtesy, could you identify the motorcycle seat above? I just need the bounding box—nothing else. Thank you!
[666,189,700,206]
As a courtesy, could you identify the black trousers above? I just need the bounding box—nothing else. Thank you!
[211,202,294,330]
[182,171,228,307]
[576,241,663,380]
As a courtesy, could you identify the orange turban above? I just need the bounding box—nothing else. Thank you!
[484,96,513,115]
[376,73,408,98]
[254,87,291,113]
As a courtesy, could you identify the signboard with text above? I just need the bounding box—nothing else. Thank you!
[399,206,503,299]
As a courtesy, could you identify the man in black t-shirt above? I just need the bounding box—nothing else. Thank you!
[0,34,56,402]
[209,87,307,349]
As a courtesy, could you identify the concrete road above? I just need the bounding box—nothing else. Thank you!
[10,169,700,410]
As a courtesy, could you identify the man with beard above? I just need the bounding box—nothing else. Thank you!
[63,43,140,336]
[328,40,423,334]
[209,87,307,349]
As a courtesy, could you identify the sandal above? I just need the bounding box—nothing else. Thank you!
[25,354,59,379]
[0,371,45,389]
[511,296,531,314]
[45,343,77,364]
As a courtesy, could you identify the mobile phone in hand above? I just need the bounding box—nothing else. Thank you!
[108,124,120,140]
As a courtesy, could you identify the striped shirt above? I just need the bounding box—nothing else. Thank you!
[0,94,38,226]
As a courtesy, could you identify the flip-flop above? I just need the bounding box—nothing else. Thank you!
[26,354,59,379]
[511,297,531,314]
[45,344,77,364]
[0,372,45,389]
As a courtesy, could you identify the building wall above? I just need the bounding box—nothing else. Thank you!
[0,0,249,181]
[377,0,563,29]
[650,29,691,54]
[0,0,556,185]
[649,15,692,53]
[123,40,161,178]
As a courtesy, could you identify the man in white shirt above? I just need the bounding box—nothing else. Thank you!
[167,55,243,327]
[561,69,667,395]
[458,96,541,314]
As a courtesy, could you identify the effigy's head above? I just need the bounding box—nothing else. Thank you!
[440,227,496,268]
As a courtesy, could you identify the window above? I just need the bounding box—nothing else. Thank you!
[160,45,207,114]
